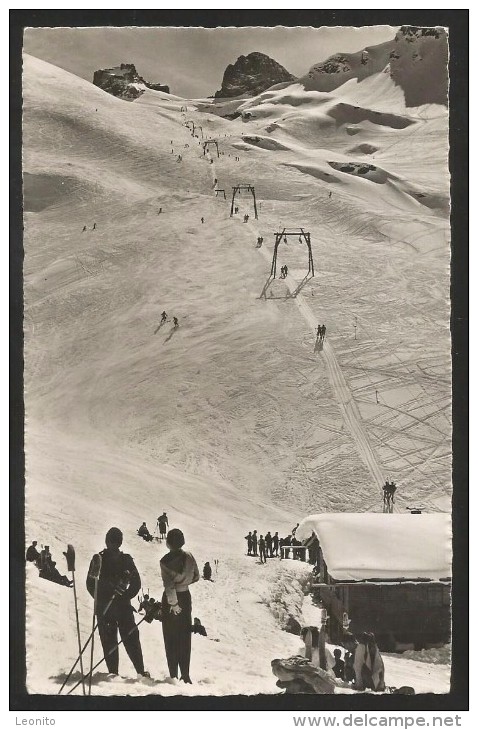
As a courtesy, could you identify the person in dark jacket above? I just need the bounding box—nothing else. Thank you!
[138,522,153,541]
[160,528,199,683]
[265,531,273,557]
[251,530,258,557]
[26,541,40,564]
[332,648,345,679]
[157,513,169,540]
[86,527,148,678]
[272,532,279,557]
[245,532,253,555]
[203,562,213,581]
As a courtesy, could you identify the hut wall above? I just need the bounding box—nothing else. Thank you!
[317,582,451,651]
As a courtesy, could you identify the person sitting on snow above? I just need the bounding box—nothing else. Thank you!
[26,541,41,564]
[203,562,213,581]
[138,522,153,542]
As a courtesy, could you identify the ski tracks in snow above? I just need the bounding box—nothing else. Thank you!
[255,241,385,495]
[195,118,386,497]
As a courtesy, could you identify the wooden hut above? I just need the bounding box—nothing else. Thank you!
[296,513,451,652]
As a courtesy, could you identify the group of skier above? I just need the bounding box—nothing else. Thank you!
[160,311,179,329]
[81,222,97,232]
[382,480,397,509]
[26,541,73,587]
[316,324,327,341]
[244,524,304,564]
[279,264,288,279]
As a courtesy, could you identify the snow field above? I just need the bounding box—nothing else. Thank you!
[23,54,451,694]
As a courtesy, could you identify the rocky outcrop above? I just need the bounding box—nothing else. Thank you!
[272,657,337,694]
[93,63,169,101]
[214,52,296,99]
[300,26,448,107]
[390,26,448,107]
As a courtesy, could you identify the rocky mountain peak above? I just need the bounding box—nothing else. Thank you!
[93,63,169,101]
[214,52,296,99]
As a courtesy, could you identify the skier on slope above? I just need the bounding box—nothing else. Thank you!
[161,311,167,323]
[86,527,150,678]
[157,512,169,540]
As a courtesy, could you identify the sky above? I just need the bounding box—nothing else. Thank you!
[23,26,397,98]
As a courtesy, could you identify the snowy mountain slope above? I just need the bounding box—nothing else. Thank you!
[23,54,451,695]
[300,26,448,108]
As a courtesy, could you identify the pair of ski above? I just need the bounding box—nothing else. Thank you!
[59,546,102,696]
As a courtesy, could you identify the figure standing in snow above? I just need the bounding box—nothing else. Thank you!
[86,527,149,678]
[158,207,162,215]
[283,264,288,278]
[160,528,199,683]
[252,530,258,557]
[201,217,205,224]
[173,317,179,328]
[329,191,332,199]
[272,532,279,557]
[265,531,273,558]
[161,311,167,324]
[82,226,87,233]
[157,512,169,540]
[203,562,213,581]
[353,632,385,692]
[321,324,327,341]
[245,531,253,556]
[92,223,97,230]
[258,535,267,564]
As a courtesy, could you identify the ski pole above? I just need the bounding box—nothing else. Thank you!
[63,545,86,696]
[66,615,149,695]
[58,587,116,694]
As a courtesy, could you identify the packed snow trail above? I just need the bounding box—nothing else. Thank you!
[244,226,386,494]
[195,111,386,495]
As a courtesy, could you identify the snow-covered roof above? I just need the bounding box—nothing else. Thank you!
[295,513,452,582]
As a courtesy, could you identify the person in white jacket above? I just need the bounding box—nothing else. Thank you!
[160,528,199,683]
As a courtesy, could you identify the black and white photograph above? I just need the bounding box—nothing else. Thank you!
[12,11,467,707]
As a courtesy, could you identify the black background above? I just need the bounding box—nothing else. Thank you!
[10,8,469,713]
